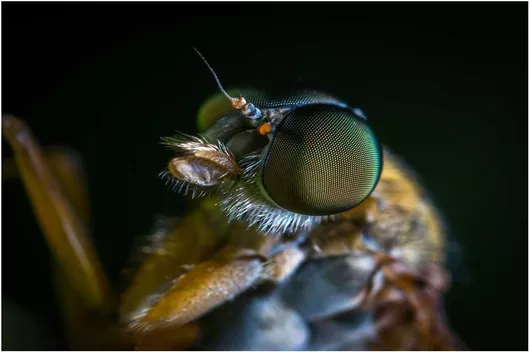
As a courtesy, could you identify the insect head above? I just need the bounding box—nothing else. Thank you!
[161,49,383,234]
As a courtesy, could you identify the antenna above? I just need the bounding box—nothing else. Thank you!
[193,47,262,120]
[193,47,234,103]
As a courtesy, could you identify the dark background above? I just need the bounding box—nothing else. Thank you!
[2,2,528,350]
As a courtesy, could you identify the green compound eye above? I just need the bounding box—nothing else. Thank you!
[261,104,382,216]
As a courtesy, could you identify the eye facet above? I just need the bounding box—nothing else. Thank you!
[260,104,382,216]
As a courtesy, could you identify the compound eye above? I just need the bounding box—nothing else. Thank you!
[261,105,382,216]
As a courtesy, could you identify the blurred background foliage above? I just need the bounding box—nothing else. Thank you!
[2,3,527,350]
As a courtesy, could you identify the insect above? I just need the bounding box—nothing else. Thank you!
[2,49,464,350]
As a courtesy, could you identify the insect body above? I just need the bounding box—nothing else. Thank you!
[2,51,463,350]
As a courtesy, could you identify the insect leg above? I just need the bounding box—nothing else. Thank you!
[372,258,463,350]
[124,244,266,332]
[130,322,201,351]
[2,115,111,312]
[4,145,92,221]
[127,244,309,349]
[262,245,309,283]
